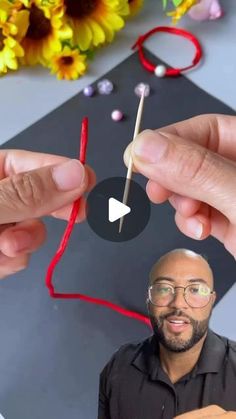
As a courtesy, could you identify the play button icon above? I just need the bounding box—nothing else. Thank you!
[108,198,131,223]
[86,177,150,242]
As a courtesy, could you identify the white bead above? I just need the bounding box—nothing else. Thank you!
[154,65,167,78]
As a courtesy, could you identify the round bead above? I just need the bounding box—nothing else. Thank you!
[111,109,124,122]
[134,82,150,98]
[97,79,114,95]
[154,65,167,78]
[83,85,95,97]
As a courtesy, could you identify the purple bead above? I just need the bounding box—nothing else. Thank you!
[134,82,150,98]
[97,79,114,95]
[111,109,124,122]
[83,85,95,97]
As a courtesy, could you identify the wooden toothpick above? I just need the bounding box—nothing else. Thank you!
[119,88,146,233]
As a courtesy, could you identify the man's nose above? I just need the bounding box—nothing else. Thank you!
[169,288,189,309]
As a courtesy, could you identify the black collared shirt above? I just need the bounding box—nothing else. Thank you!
[98,330,236,419]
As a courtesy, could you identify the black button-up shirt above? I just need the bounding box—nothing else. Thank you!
[98,330,236,419]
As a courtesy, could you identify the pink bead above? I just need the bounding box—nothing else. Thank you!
[111,109,124,122]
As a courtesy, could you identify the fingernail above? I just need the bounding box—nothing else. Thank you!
[12,231,32,252]
[188,219,203,239]
[52,160,85,191]
[132,130,168,163]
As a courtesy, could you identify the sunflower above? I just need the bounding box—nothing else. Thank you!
[167,0,197,23]
[60,0,129,51]
[50,45,87,80]
[13,1,72,66]
[127,0,144,17]
[0,3,24,74]
[0,0,13,17]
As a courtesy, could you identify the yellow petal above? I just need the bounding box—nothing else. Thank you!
[58,24,73,40]
[5,55,18,70]
[88,18,105,46]
[5,36,16,48]
[13,42,24,58]
[13,10,30,39]
[75,20,92,51]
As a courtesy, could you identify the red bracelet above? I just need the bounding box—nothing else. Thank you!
[132,26,203,77]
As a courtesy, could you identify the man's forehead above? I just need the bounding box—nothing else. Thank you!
[149,251,213,286]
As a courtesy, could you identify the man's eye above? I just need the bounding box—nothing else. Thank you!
[189,286,199,294]
[158,287,171,294]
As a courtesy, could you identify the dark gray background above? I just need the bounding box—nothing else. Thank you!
[0,50,235,419]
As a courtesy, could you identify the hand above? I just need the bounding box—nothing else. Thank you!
[174,405,236,418]
[0,149,96,279]
[124,114,236,258]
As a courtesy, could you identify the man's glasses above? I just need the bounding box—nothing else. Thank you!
[148,282,214,308]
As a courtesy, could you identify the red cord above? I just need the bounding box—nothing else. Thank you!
[132,26,203,76]
[45,117,151,329]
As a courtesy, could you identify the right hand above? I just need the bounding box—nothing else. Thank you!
[124,114,236,258]
[174,404,226,418]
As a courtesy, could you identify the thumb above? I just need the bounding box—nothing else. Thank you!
[130,130,236,222]
[0,159,87,224]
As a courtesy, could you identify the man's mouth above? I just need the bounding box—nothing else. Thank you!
[164,316,191,333]
[167,316,190,324]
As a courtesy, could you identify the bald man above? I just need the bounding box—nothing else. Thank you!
[98,249,236,419]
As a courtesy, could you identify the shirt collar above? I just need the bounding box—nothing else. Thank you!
[131,335,161,381]
[194,329,227,375]
[131,329,227,381]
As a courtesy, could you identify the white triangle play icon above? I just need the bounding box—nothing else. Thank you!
[108,198,131,223]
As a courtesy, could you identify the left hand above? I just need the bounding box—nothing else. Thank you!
[174,405,236,418]
[0,149,96,279]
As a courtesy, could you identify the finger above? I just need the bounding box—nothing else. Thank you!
[51,196,87,223]
[0,223,16,234]
[146,180,172,203]
[129,129,236,222]
[156,114,236,161]
[0,219,47,257]
[124,115,236,166]
[0,149,94,179]
[169,194,201,217]
[146,181,201,214]
[0,159,89,224]
[174,404,226,418]
[175,205,211,240]
[123,143,139,173]
[0,252,30,280]
[50,165,96,223]
[0,150,96,197]
[50,165,96,221]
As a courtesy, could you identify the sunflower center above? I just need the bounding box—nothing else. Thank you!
[0,29,4,51]
[61,56,74,65]
[65,0,98,18]
[26,5,51,40]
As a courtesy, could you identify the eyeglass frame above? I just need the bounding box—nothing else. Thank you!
[147,281,215,308]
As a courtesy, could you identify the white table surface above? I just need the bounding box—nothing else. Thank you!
[1,0,235,144]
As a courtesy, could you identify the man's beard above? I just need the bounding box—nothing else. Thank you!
[150,309,211,353]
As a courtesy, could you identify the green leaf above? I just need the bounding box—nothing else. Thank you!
[172,0,184,7]
[162,0,168,9]
[84,49,96,60]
